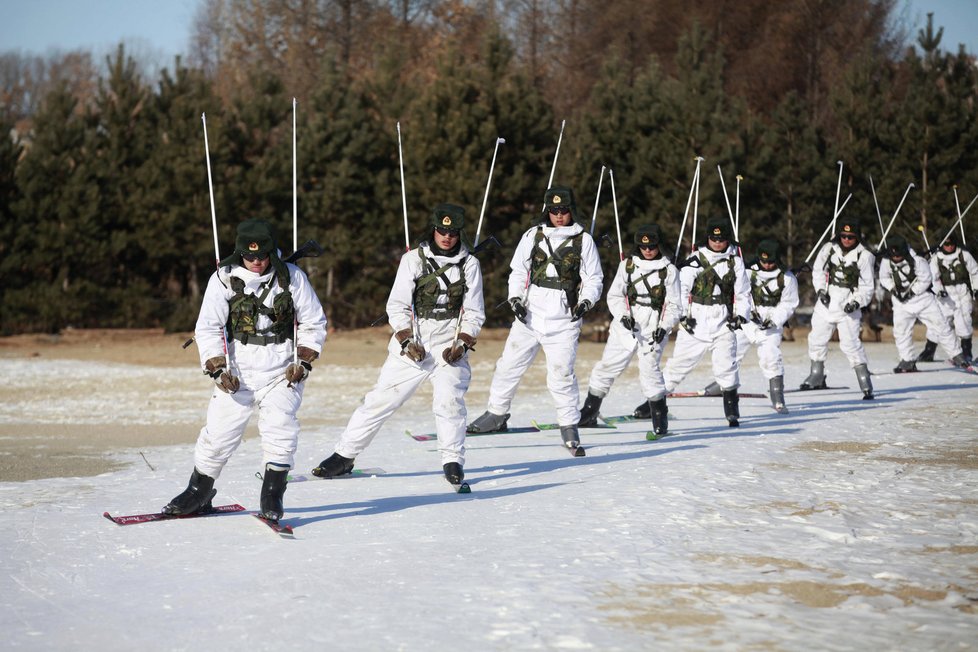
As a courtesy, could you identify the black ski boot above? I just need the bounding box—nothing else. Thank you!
[893,359,918,373]
[962,337,973,363]
[260,464,288,522]
[578,392,604,427]
[162,468,216,515]
[950,353,970,369]
[311,452,355,478]
[916,340,938,362]
[560,425,585,456]
[650,397,668,436]
[799,360,827,390]
[769,375,788,414]
[443,462,464,485]
[632,400,652,419]
[855,363,874,400]
[466,411,510,433]
[722,389,740,427]
[701,381,722,397]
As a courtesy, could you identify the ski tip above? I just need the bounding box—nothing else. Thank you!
[456,482,472,494]
[646,432,659,441]
[572,446,586,457]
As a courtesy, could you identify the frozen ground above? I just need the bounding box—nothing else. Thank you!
[1,339,977,651]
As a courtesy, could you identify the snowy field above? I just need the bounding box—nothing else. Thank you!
[1,339,977,651]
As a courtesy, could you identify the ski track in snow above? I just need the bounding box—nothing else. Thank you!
[1,342,977,651]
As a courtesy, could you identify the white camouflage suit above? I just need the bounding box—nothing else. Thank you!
[332,242,485,466]
[733,263,800,379]
[664,245,752,391]
[880,247,961,361]
[807,240,875,367]
[930,245,978,338]
[194,258,327,478]
[483,221,603,426]
[587,253,681,401]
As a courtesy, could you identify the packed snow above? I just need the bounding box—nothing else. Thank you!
[1,339,977,651]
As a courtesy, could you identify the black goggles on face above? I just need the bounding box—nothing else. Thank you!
[708,235,728,242]
[549,206,571,215]
[839,233,857,241]
[638,244,659,250]
[434,226,460,237]
[242,252,269,262]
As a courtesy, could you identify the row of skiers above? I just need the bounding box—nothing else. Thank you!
[160,184,977,523]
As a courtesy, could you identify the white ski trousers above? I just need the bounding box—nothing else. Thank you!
[194,377,304,478]
[806,303,868,367]
[663,328,740,391]
[335,352,470,466]
[486,319,581,427]
[587,321,668,400]
[892,296,961,361]
[736,324,786,379]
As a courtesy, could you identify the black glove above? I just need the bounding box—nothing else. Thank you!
[509,297,527,324]
[843,300,860,313]
[652,327,667,343]
[395,329,426,362]
[204,356,240,394]
[679,315,696,334]
[620,315,637,331]
[817,290,830,307]
[937,290,949,298]
[571,300,592,321]
[442,333,476,364]
[759,318,775,330]
[726,315,746,331]
[285,345,319,385]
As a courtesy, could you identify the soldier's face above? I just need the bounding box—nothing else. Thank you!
[548,206,572,227]
[707,235,728,252]
[242,253,270,274]
[638,244,659,260]
[433,227,460,250]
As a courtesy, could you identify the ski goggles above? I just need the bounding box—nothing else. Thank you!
[708,234,728,242]
[548,206,571,215]
[242,252,269,262]
[638,244,659,251]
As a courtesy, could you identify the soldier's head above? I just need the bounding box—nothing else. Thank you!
[232,218,276,274]
[544,186,576,227]
[941,232,959,253]
[756,239,782,270]
[634,224,663,260]
[705,217,732,252]
[837,219,861,251]
[429,203,465,254]
[885,235,910,262]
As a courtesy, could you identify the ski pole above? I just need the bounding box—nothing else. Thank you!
[609,168,635,334]
[940,189,978,247]
[831,160,844,238]
[717,164,737,241]
[291,98,298,365]
[474,137,505,247]
[396,122,419,340]
[589,165,606,236]
[803,192,852,265]
[953,185,972,244]
[735,174,742,237]
[691,156,703,252]
[875,183,915,252]
[917,225,930,251]
[540,120,566,212]
[201,112,232,367]
[674,158,702,259]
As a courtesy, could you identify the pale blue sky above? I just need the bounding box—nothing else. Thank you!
[0,0,975,63]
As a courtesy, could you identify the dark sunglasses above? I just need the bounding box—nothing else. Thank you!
[638,244,659,250]
[708,235,728,242]
[839,234,857,240]
[242,252,269,262]
[549,206,571,215]
[435,226,460,237]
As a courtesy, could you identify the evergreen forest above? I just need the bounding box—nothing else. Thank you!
[1,0,976,334]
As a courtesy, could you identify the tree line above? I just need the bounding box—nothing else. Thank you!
[1,1,976,334]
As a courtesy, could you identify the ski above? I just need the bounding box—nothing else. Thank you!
[278,468,386,482]
[602,414,646,425]
[531,420,615,431]
[646,431,675,441]
[568,445,586,457]
[408,427,537,442]
[667,391,766,399]
[785,386,849,393]
[450,482,472,494]
[103,503,246,526]
[253,513,294,537]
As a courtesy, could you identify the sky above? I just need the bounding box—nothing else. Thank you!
[0,0,976,65]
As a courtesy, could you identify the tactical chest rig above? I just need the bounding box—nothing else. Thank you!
[625,258,667,310]
[750,269,785,307]
[530,227,584,309]
[227,267,294,346]
[413,248,467,320]
[826,248,860,290]
[889,259,917,296]
[938,252,972,290]
[689,252,735,306]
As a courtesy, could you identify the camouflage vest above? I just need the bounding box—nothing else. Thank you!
[750,269,785,307]
[890,259,916,294]
[625,258,667,310]
[938,251,971,289]
[529,227,584,308]
[413,247,467,320]
[826,251,860,290]
[690,252,735,306]
[227,267,294,346]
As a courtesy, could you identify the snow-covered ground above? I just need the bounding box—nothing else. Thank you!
[1,340,977,651]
